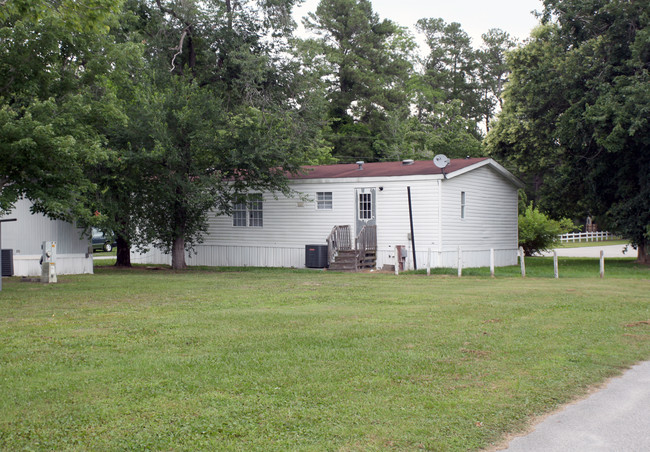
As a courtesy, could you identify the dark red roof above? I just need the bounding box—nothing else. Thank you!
[290,158,488,180]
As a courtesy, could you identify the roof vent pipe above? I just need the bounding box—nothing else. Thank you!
[356,161,364,170]
[402,159,414,165]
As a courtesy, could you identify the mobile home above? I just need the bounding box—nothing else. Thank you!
[133,157,523,271]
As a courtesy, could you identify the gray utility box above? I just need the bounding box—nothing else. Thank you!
[305,245,328,268]
[41,241,57,283]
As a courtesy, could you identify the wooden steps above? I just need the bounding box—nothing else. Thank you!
[328,250,376,272]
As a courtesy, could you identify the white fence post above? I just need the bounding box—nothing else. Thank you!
[395,247,399,276]
[600,250,605,278]
[457,246,462,277]
[553,250,559,279]
[490,248,495,278]
[426,247,431,276]
[519,247,526,278]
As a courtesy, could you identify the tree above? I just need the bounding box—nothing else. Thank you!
[0,0,124,222]
[518,203,575,256]
[476,29,517,132]
[82,0,180,267]
[410,17,485,156]
[125,0,328,270]
[415,18,482,130]
[393,101,483,160]
[302,0,414,162]
[487,0,650,263]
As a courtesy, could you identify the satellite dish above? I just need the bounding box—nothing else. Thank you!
[433,154,450,169]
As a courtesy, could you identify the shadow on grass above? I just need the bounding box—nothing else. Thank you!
[94,262,321,275]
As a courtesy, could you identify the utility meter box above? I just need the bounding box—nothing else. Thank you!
[41,241,57,283]
[395,245,408,271]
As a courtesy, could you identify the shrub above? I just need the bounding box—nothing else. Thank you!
[519,203,576,256]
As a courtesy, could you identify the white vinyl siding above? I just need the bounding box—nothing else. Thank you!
[206,182,355,249]
[441,166,518,256]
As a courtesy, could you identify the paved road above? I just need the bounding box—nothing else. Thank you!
[504,243,647,451]
[502,361,650,451]
[540,244,633,258]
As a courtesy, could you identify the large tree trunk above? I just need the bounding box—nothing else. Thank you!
[171,235,186,270]
[637,240,650,265]
[115,235,131,267]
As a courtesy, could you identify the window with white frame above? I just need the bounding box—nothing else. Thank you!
[233,202,247,226]
[233,194,263,227]
[358,192,373,220]
[316,192,333,210]
[460,191,466,219]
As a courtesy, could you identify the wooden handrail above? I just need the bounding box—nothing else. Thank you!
[355,225,377,270]
[326,225,352,265]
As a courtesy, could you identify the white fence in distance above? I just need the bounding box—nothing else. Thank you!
[559,231,618,243]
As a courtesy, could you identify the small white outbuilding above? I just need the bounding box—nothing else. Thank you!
[133,157,524,271]
[0,198,93,277]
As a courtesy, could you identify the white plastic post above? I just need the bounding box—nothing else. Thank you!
[519,246,526,278]
[490,248,495,278]
[457,246,462,277]
[553,250,559,279]
[395,249,399,276]
[600,250,605,278]
[427,247,431,276]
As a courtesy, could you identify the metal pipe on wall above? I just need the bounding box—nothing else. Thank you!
[407,186,417,270]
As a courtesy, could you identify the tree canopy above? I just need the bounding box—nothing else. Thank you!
[11,0,624,269]
[0,0,125,221]
[487,0,650,263]
[302,0,414,162]
[122,0,332,269]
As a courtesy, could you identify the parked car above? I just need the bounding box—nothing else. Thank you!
[92,228,116,252]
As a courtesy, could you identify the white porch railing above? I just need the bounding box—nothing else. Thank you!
[559,231,617,243]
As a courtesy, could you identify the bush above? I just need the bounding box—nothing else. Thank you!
[519,203,576,256]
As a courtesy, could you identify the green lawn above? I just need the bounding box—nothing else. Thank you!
[418,256,647,279]
[1,260,649,451]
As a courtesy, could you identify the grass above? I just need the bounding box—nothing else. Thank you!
[1,259,649,451]
[93,256,116,266]
[93,248,117,256]
[416,256,648,279]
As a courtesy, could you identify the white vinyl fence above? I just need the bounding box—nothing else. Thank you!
[559,231,617,243]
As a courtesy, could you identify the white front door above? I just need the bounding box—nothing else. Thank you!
[355,187,376,237]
